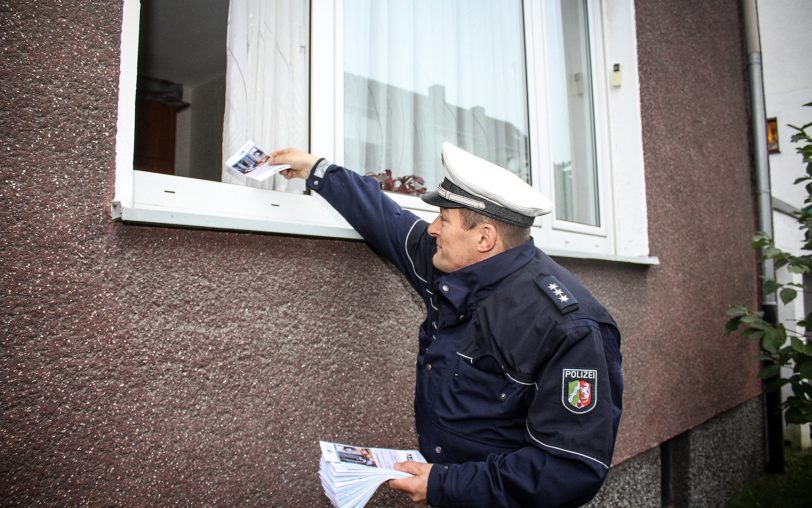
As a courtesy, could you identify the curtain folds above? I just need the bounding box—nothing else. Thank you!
[342,0,530,192]
[221,0,309,193]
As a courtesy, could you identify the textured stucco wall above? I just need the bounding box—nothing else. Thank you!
[619,0,762,457]
[0,0,763,505]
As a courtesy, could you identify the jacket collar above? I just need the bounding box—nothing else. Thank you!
[436,239,536,314]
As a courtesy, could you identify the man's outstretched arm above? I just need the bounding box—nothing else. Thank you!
[271,147,434,292]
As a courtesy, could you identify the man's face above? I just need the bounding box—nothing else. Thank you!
[427,208,481,273]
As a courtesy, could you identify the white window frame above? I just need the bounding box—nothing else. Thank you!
[113,0,380,241]
[113,0,656,264]
[524,0,614,253]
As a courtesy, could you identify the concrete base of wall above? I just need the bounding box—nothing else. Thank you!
[588,395,766,508]
[676,395,767,507]
[585,446,661,507]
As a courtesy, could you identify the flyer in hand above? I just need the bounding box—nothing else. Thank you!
[225,141,290,182]
[319,441,426,508]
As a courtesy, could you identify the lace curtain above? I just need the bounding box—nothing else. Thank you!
[221,0,309,193]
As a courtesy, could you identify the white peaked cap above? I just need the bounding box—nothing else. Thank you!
[421,142,553,227]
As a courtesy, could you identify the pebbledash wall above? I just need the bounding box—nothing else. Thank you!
[1,1,765,506]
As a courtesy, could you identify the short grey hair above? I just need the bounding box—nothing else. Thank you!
[457,207,531,251]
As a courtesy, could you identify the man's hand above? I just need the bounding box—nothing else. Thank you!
[388,461,433,504]
[270,147,320,180]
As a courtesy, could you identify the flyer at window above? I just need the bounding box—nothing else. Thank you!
[319,440,426,508]
[225,141,290,182]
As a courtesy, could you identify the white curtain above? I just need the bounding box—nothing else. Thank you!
[221,0,309,192]
[342,0,530,192]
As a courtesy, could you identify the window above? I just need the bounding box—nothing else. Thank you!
[114,0,655,263]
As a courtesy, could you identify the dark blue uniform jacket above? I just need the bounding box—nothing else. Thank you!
[307,162,623,507]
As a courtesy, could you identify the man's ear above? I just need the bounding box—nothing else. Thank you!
[476,223,498,253]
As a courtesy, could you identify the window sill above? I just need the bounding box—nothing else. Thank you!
[111,170,441,240]
[546,248,659,266]
[111,176,657,265]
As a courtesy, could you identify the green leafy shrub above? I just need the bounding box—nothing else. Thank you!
[725,103,812,425]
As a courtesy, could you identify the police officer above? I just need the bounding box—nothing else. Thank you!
[273,143,623,507]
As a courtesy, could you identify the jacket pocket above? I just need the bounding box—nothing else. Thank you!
[433,350,534,448]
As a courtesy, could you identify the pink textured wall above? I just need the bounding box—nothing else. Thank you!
[625,0,762,453]
[0,0,760,504]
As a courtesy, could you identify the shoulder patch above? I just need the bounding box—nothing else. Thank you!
[562,368,597,413]
[537,275,579,314]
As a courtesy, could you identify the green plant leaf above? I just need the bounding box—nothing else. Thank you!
[726,306,749,318]
[763,329,786,354]
[762,279,782,294]
[741,315,770,326]
[799,358,812,380]
[787,264,809,274]
[762,246,783,259]
[785,406,806,424]
[758,364,781,379]
[791,337,806,352]
[743,329,765,341]
[752,230,771,243]
[780,288,798,304]
[724,317,741,334]
[752,238,772,250]
[784,397,812,424]
[765,377,790,392]
[791,381,809,398]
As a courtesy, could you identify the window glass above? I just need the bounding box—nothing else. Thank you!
[342,0,530,195]
[135,0,229,182]
[133,0,310,195]
[544,0,599,226]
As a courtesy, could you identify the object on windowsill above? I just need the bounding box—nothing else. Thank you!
[225,141,290,182]
[366,169,428,196]
[319,440,426,508]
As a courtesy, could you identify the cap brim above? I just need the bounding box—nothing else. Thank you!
[421,190,465,208]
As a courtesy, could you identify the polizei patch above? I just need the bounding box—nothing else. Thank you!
[562,369,597,414]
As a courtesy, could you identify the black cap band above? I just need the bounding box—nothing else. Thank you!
[422,179,535,227]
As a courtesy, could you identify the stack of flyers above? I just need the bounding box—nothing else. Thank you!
[225,141,290,182]
[319,441,426,508]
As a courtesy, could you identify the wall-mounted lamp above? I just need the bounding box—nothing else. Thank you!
[767,117,779,154]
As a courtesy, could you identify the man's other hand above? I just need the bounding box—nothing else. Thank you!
[388,461,433,504]
[270,147,320,180]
